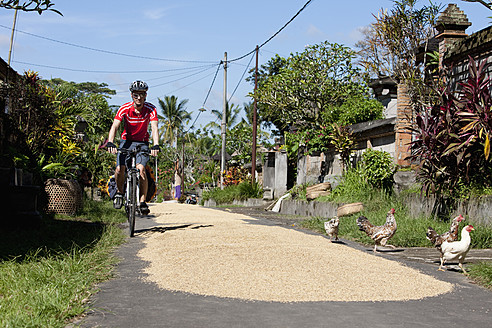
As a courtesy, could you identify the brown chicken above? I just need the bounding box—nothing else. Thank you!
[357,208,397,252]
[426,215,464,255]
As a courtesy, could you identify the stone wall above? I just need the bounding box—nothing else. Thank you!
[274,196,492,227]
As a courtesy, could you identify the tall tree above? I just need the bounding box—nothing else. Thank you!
[205,102,241,131]
[241,101,254,125]
[42,78,116,98]
[158,95,191,148]
[251,41,375,133]
[356,0,441,110]
[246,54,288,135]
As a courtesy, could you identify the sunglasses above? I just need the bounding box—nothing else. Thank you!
[132,93,146,99]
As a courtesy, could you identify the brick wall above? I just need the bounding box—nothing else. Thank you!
[395,83,413,167]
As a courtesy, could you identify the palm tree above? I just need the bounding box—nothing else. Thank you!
[158,95,191,148]
[205,102,241,131]
[241,101,254,125]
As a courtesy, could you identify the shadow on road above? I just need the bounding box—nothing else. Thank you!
[137,224,213,236]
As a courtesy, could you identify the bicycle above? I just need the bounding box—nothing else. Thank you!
[117,145,151,237]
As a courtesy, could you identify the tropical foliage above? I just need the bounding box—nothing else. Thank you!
[409,57,492,199]
[362,148,396,191]
[205,102,241,132]
[251,42,376,133]
[157,95,191,148]
[356,0,441,109]
[0,72,116,187]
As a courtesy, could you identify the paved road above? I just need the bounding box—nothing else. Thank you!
[74,204,492,328]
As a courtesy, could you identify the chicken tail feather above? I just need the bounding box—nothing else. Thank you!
[357,216,372,232]
[426,226,438,243]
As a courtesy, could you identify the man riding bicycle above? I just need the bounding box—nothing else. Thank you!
[106,80,159,214]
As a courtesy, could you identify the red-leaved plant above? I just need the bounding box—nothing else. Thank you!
[409,56,492,199]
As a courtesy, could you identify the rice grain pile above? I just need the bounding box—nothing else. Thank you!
[137,203,453,302]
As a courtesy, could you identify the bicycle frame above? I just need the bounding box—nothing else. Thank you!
[118,145,149,237]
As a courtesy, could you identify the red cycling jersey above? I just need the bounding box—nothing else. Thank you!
[115,101,158,142]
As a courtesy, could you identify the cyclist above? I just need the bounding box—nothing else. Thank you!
[106,80,160,214]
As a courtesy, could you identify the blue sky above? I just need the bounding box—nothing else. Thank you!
[1,0,490,131]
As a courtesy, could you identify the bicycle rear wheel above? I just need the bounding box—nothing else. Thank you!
[128,172,137,237]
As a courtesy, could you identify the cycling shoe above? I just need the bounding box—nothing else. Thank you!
[113,193,124,209]
[140,202,150,215]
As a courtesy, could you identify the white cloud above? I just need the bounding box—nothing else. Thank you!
[143,8,168,20]
[348,27,364,44]
[142,4,186,21]
[306,24,325,38]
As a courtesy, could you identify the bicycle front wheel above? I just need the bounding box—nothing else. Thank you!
[128,172,138,237]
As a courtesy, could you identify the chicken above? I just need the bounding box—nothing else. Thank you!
[439,225,474,274]
[324,217,339,242]
[426,215,464,254]
[356,208,397,252]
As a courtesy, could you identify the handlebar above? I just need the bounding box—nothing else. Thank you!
[117,147,151,156]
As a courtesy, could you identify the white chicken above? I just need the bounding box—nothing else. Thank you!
[324,217,339,242]
[439,225,474,274]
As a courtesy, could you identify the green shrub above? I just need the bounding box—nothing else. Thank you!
[238,181,263,200]
[361,148,395,192]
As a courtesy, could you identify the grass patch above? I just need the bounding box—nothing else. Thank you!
[0,199,126,327]
[468,262,492,290]
[201,181,263,205]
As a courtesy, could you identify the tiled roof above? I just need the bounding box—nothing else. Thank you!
[444,25,492,61]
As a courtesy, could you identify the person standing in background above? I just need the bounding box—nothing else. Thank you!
[174,159,182,200]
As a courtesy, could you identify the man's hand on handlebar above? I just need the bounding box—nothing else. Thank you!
[106,141,118,154]
[150,144,160,157]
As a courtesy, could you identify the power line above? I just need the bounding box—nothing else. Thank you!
[201,62,223,108]
[11,60,219,74]
[0,23,216,64]
[182,61,223,134]
[108,65,218,87]
[150,65,219,88]
[228,51,255,103]
[147,67,221,103]
[228,0,312,63]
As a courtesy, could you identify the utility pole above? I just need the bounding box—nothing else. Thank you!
[251,45,259,185]
[220,52,227,190]
[8,9,18,66]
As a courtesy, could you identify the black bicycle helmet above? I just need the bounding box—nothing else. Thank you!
[129,80,148,92]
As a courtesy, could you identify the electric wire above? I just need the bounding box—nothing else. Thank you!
[107,65,219,87]
[148,66,221,103]
[228,51,255,103]
[201,61,223,108]
[228,0,312,63]
[10,60,219,74]
[149,65,219,88]
[3,0,313,135]
[182,61,223,134]
[0,23,216,64]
